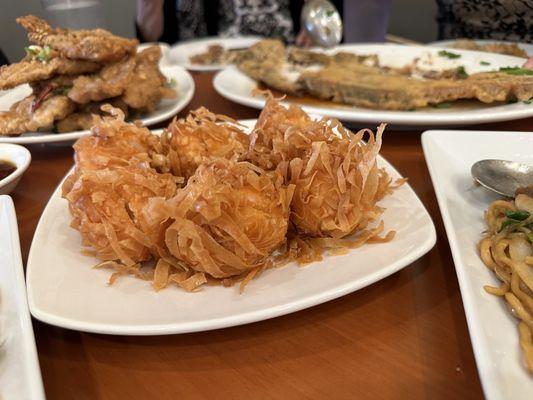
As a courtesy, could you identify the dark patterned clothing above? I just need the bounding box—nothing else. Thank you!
[218,0,294,41]
[176,0,208,40]
[437,0,533,42]
[137,0,344,44]
[175,0,294,42]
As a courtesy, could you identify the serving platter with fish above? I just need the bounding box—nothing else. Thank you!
[214,41,533,126]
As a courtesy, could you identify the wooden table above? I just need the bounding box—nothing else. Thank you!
[12,72,532,399]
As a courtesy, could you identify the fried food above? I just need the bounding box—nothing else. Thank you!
[189,44,246,66]
[64,100,399,292]
[122,46,175,113]
[55,98,129,133]
[163,159,293,278]
[62,108,180,265]
[0,15,176,136]
[451,39,528,58]
[249,98,394,238]
[17,15,138,62]
[300,64,533,110]
[190,44,226,65]
[72,106,169,172]
[479,194,533,373]
[0,56,100,90]
[68,56,136,104]
[162,107,249,179]
[237,39,533,110]
[0,94,74,136]
[237,39,305,94]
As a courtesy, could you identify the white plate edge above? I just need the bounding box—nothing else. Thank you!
[1,195,45,399]
[420,130,520,400]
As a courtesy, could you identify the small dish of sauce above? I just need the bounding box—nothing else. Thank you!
[0,160,17,181]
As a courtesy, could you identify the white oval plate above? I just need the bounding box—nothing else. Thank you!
[427,39,533,57]
[26,121,436,335]
[214,44,533,126]
[0,195,45,399]
[422,129,533,400]
[168,36,261,71]
[0,65,195,145]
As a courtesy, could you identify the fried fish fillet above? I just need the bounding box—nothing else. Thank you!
[0,94,75,136]
[0,56,100,90]
[122,46,175,113]
[299,63,533,110]
[17,15,138,62]
[237,39,304,94]
[237,39,533,110]
[68,56,136,104]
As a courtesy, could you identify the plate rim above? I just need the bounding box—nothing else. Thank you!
[0,65,195,145]
[0,195,45,399]
[421,129,533,400]
[26,120,436,335]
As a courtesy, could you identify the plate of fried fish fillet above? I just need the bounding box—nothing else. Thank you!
[214,40,533,126]
[0,16,194,144]
[26,97,435,335]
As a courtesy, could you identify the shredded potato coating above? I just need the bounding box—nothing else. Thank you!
[62,107,180,265]
[161,159,293,278]
[63,99,401,292]
[161,107,249,179]
[249,98,394,238]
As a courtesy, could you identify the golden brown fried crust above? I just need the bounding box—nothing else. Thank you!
[300,64,533,110]
[68,56,136,104]
[237,39,304,94]
[238,39,533,110]
[0,57,100,90]
[17,15,138,62]
[0,94,75,136]
[122,46,175,113]
[55,98,129,133]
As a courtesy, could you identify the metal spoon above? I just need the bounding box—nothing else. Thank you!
[471,159,533,198]
[301,0,343,48]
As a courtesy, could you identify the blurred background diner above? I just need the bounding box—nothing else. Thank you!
[0,0,531,63]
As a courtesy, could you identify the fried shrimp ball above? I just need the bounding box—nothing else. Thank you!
[163,159,294,278]
[63,166,178,265]
[161,107,249,179]
[62,107,180,265]
[74,105,171,173]
[248,98,393,238]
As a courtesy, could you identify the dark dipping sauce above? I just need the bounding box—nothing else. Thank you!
[0,160,16,181]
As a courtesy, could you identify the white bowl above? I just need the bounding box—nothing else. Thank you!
[0,144,31,195]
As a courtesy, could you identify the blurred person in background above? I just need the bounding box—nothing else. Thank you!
[136,0,338,44]
[136,0,392,46]
[436,0,532,42]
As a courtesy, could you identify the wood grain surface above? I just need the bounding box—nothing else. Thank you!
[12,71,532,400]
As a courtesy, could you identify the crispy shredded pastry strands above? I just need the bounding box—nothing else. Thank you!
[479,194,533,373]
[161,108,249,179]
[248,97,396,238]
[159,158,293,279]
[63,98,403,293]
